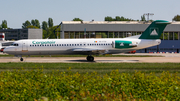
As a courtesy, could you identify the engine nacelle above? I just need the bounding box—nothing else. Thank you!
[112,40,138,49]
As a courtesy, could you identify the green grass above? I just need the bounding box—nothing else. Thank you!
[0,63,179,74]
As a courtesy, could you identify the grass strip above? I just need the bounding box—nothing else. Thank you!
[0,63,179,74]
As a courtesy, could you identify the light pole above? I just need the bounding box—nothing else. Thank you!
[144,13,154,21]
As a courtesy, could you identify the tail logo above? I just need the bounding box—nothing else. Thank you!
[150,28,158,36]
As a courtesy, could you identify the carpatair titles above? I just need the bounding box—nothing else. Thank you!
[32,41,56,44]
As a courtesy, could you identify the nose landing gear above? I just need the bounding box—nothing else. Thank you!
[20,57,23,61]
[86,56,94,61]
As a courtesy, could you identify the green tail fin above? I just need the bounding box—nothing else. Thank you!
[139,20,170,39]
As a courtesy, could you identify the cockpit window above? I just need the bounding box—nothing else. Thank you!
[11,43,19,46]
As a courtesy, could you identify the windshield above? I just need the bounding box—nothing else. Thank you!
[11,43,19,46]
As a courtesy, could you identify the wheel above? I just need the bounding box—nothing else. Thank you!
[86,56,94,61]
[20,58,23,61]
[89,56,94,61]
[86,56,90,61]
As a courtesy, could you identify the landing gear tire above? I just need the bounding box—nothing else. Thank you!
[87,56,94,61]
[20,58,23,61]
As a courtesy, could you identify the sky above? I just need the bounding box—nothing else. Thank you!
[0,0,179,28]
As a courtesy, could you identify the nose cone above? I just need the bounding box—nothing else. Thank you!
[3,47,11,54]
[3,48,7,53]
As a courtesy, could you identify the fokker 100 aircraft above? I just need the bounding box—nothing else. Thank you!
[3,20,170,61]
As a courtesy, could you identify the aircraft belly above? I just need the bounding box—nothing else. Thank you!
[108,49,135,54]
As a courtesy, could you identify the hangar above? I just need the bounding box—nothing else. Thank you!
[60,21,180,53]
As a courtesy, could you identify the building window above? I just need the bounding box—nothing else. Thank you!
[114,32,118,38]
[174,32,178,40]
[119,32,124,38]
[64,32,69,39]
[169,32,173,40]
[75,32,79,39]
[70,32,74,39]
[164,33,169,40]
[109,32,113,38]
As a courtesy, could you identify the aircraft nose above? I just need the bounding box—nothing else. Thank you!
[3,47,10,53]
[3,48,7,53]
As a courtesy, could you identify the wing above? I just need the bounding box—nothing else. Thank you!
[72,48,109,55]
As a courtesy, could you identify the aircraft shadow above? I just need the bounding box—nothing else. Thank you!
[68,60,96,62]
[67,60,139,63]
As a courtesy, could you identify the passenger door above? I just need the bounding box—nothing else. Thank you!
[22,41,28,52]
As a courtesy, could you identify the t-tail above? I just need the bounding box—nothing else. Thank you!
[139,20,170,39]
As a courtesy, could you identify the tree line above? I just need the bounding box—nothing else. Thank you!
[1,15,180,39]
[22,18,59,39]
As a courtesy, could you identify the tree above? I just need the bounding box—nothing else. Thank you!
[31,19,40,28]
[105,16,134,21]
[22,20,31,29]
[1,20,8,28]
[141,15,146,21]
[26,25,39,29]
[35,19,40,28]
[104,16,113,21]
[31,20,36,26]
[172,15,180,21]
[72,18,83,21]
[42,21,48,30]
[48,18,53,28]
[42,21,48,39]
[115,16,121,21]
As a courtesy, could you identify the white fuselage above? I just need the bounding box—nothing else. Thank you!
[4,38,161,56]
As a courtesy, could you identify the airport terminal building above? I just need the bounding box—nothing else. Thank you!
[60,21,180,53]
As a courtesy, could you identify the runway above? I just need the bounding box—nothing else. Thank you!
[0,56,180,63]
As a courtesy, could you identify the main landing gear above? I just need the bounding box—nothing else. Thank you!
[86,55,94,61]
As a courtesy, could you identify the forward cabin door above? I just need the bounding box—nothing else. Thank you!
[22,41,28,52]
